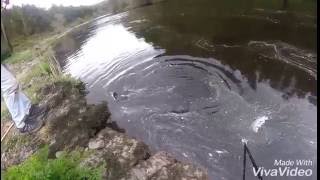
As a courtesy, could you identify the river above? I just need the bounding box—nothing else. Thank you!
[54,0,317,179]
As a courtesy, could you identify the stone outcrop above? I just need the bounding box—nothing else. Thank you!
[125,152,207,180]
[83,127,207,179]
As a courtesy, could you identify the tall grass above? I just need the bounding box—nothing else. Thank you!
[3,146,103,180]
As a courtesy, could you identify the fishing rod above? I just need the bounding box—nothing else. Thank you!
[242,139,263,180]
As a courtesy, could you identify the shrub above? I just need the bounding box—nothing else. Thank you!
[39,62,52,75]
[3,146,102,180]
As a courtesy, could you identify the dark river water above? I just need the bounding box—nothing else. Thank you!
[54,0,317,179]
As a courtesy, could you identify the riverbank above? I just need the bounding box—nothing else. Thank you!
[1,20,208,180]
[2,77,207,179]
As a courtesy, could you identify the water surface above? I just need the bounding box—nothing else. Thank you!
[54,0,317,179]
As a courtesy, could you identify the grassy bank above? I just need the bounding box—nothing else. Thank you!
[1,72,108,180]
[1,59,105,180]
[3,146,103,180]
[0,24,78,125]
[1,28,66,119]
[1,21,101,179]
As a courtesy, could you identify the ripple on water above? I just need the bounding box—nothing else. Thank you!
[98,55,315,179]
[248,41,317,78]
[55,6,317,179]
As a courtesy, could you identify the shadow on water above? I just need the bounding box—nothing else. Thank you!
[53,0,317,179]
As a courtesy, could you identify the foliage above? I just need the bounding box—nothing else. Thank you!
[3,146,103,180]
[1,4,94,40]
[20,63,53,103]
[49,5,94,24]
[1,0,165,46]
[2,5,53,38]
[2,49,33,64]
[39,62,52,76]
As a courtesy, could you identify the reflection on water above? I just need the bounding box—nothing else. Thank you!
[54,0,317,179]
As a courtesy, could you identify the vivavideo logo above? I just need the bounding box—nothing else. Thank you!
[253,159,313,177]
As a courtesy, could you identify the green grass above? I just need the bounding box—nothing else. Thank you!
[20,63,53,103]
[20,62,82,103]
[3,146,103,180]
[39,62,53,76]
[1,100,10,121]
[3,49,34,65]
[4,135,34,152]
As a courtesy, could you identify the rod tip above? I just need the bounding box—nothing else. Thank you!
[241,138,248,144]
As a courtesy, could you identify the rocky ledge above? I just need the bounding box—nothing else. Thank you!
[1,79,208,179]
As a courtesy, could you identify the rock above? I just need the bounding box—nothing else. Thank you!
[125,152,175,180]
[88,139,105,150]
[55,151,63,158]
[125,152,207,180]
[96,128,150,168]
[80,151,105,169]
[80,127,151,179]
[81,128,208,180]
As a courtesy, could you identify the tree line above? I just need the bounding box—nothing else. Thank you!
[1,5,95,38]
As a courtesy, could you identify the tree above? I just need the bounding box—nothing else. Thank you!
[1,0,12,56]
